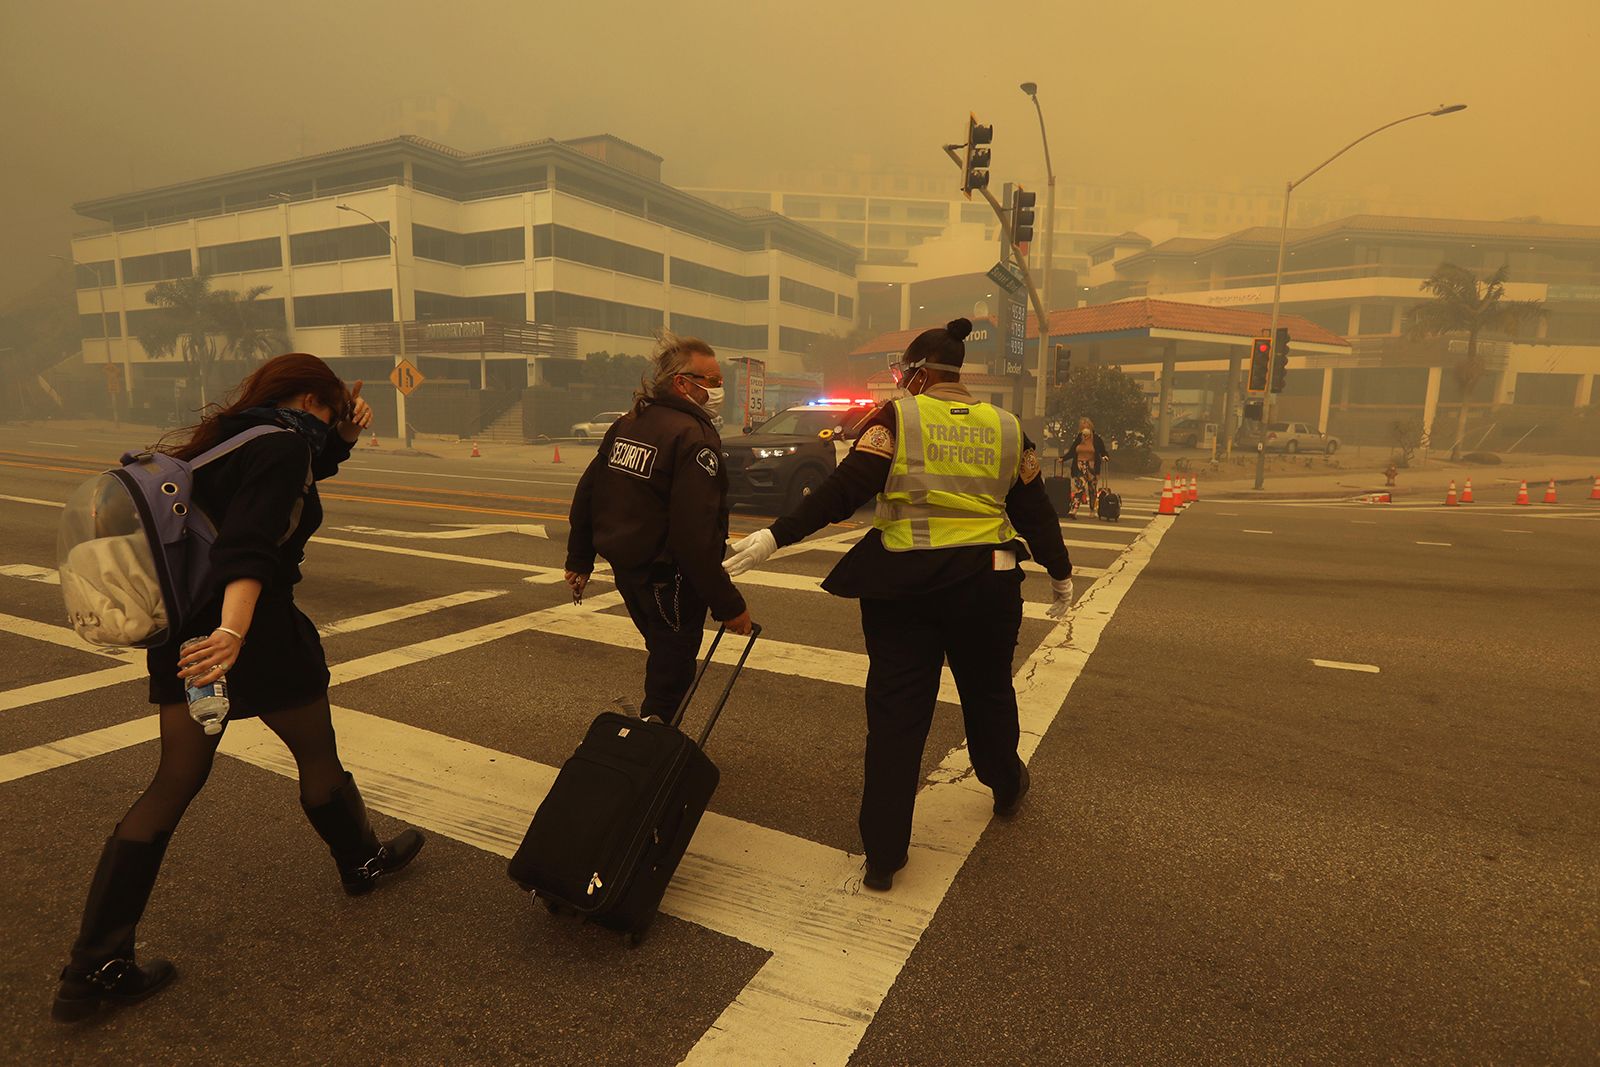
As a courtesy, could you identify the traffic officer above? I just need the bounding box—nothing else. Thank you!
[566,333,755,721]
[723,318,1073,891]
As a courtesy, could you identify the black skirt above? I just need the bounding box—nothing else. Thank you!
[147,591,331,717]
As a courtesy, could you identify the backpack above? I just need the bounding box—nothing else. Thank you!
[58,425,305,647]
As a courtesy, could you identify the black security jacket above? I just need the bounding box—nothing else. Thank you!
[566,395,746,622]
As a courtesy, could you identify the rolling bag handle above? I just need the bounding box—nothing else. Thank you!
[668,625,725,730]
[696,624,761,749]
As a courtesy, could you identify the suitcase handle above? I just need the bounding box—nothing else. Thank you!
[668,624,762,750]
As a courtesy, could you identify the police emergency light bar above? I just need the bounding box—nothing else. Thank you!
[808,397,875,406]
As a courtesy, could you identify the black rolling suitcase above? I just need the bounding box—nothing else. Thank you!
[1096,459,1121,522]
[507,624,760,944]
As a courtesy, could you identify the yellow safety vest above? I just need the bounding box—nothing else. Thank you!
[873,394,1023,551]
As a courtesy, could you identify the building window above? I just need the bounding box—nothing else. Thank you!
[121,250,193,285]
[74,261,117,289]
[1512,373,1581,405]
[289,223,392,266]
[534,291,662,336]
[198,237,282,275]
[531,225,663,281]
[907,203,948,222]
[836,294,854,320]
[1356,303,1394,335]
[779,276,836,314]
[778,325,826,354]
[414,291,527,322]
[412,224,464,264]
[293,289,394,327]
[670,258,768,300]
[669,314,767,351]
[412,225,525,266]
[783,196,823,217]
[79,313,123,338]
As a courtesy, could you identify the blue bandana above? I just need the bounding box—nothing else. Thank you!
[247,406,331,453]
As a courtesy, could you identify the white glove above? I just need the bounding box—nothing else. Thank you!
[723,528,777,577]
[1046,576,1075,620]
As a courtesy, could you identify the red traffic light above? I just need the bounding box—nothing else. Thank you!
[1253,338,1271,357]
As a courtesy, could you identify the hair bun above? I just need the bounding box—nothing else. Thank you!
[946,317,973,342]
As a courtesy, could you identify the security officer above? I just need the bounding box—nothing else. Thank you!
[724,318,1073,891]
[566,333,755,721]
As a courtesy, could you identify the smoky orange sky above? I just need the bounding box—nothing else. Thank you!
[2,0,1596,303]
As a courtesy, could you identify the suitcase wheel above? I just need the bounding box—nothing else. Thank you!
[626,930,645,949]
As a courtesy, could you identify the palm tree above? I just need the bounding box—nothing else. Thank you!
[1408,263,1545,460]
[133,275,288,408]
[216,284,290,365]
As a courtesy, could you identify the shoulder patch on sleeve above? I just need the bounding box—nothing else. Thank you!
[1020,448,1041,484]
[855,424,896,458]
[695,446,720,476]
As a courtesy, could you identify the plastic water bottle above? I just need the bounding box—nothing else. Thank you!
[179,637,230,735]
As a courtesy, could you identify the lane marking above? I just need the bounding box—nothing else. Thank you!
[1351,520,1378,525]
[1502,529,1533,533]
[0,664,148,714]
[312,536,569,582]
[343,464,585,490]
[1312,659,1381,674]
[0,714,159,784]
[0,563,59,584]
[1,493,66,508]
[332,523,548,541]
[28,440,81,449]
[316,590,509,637]
[1243,529,1274,535]
[1415,541,1452,547]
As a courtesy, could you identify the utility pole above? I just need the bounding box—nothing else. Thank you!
[337,202,412,448]
[1021,83,1055,418]
[52,255,120,426]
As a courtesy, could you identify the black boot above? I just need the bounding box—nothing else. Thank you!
[301,773,425,896]
[52,833,177,1023]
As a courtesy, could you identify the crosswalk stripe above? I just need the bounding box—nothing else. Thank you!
[0,563,59,584]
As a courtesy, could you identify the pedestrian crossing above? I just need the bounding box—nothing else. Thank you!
[0,494,1170,1063]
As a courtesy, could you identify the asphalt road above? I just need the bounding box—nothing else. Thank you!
[1,420,1596,1065]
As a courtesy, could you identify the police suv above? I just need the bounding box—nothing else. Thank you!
[721,398,880,512]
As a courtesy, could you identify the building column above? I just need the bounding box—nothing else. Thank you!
[899,283,911,331]
[1575,373,1594,409]
[1317,367,1334,433]
[1157,341,1176,448]
[1422,365,1443,438]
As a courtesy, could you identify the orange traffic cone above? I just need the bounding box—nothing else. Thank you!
[1515,480,1529,505]
[1191,475,1200,502]
[368,432,378,448]
[1542,479,1558,504]
[552,444,563,464]
[1158,475,1176,515]
[1461,478,1473,503]
[1444,480,1458,506]
[470,440,481,458]
[1590,474,1600,501]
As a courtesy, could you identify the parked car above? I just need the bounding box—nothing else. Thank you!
[569,411,626,438]
[1245,421,1341,454]
[1169,417,1203,448]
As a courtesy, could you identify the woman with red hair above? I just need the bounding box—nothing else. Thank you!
[52,353,425,1023]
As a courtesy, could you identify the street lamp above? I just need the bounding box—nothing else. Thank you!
[1253,103,1467,490]
[1021,81,1056,419]
[51,254,124,426]
[336,202,411,448]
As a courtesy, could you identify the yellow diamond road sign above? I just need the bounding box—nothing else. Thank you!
[390,359,425,396]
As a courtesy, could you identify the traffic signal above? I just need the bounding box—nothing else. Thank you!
[1248,336,1271,392]
[1012,186,1037,249]
[1053,344,1070,388]
[1271,326,1290,393]
[961,114,993,199]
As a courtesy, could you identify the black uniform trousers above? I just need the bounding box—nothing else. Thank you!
[857,565,1026,868]
[614,563,709,719]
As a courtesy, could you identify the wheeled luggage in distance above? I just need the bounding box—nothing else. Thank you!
[507,625,760,944]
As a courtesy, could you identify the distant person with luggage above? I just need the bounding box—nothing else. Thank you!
[1064,417,1108,519]
[565,332,756,722]
[51,353,425,1023]
[722,319,1072,891]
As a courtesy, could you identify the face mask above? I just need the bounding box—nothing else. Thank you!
[249,405,331,452]
[700,385,725,412]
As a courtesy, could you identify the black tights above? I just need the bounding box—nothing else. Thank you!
[114,697,348,843]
